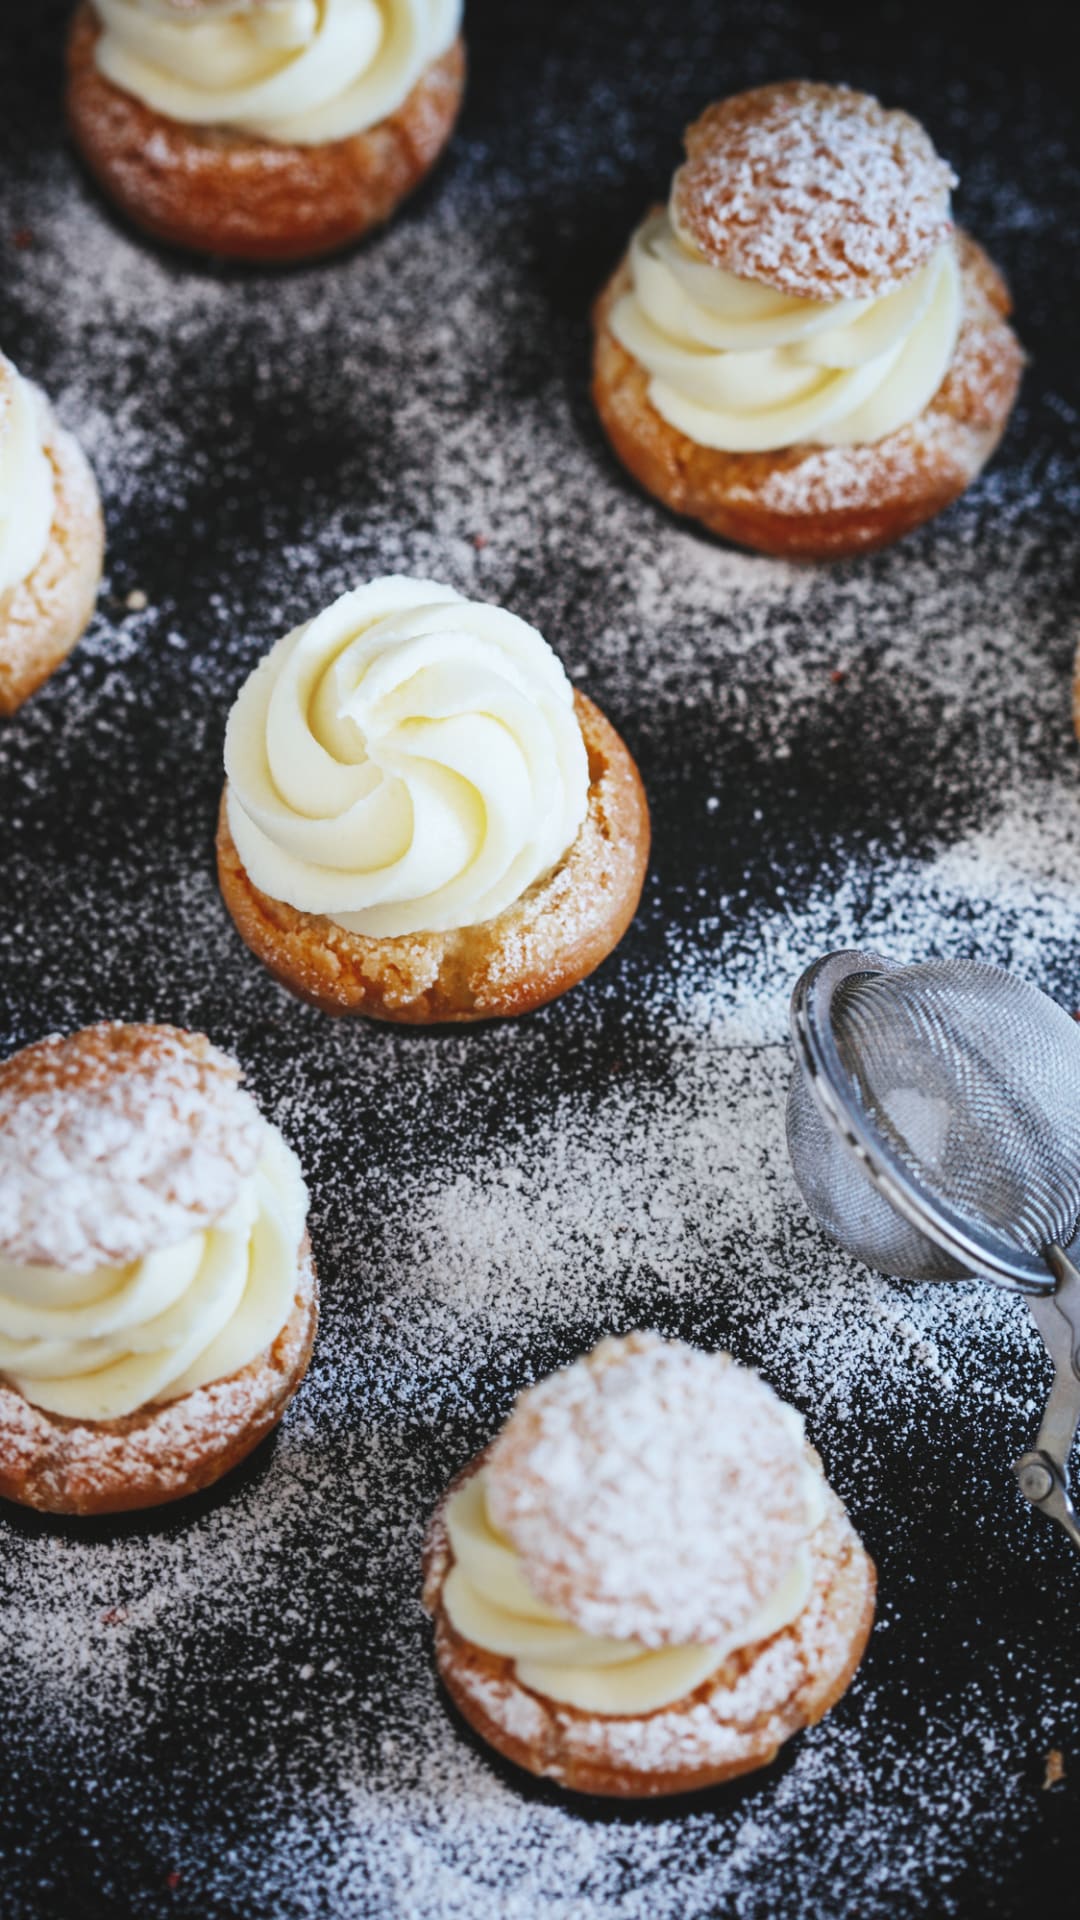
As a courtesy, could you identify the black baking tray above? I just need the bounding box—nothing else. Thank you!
[2,3,1079,1916]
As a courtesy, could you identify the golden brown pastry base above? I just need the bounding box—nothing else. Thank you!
[0,403,104,716]
[0,1239,317,1516]
[592,229,1024,560]
[423,1454,876,1799]
[216,690,650,1024]
[66,5,466,263]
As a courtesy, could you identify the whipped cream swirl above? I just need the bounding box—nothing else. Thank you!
[0,355,55,600]
[443,1447,826,1716]
[94,0,462,145]
[611,208,962,453]
[224,577,589,939]
[0,1128,306,1421]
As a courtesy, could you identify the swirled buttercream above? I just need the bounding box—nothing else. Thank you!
[224,577,590,939]
[0,355,55,599]
[93,0,462,145]
[0,1127,307,1421]
[611,209,962,453]
[442,1454,826,1716]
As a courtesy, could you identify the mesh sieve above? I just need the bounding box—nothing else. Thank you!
[787,949,1080,1555]
[787,951,1080,1292]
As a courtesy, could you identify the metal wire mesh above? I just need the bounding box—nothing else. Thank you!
[787,957,1080,1283]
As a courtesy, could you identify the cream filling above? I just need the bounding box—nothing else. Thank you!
[224,575,590,939]
[610,209,962,454]
[94,0,462,144]
[441,1463,826,1716]
[0,1127,307,1421]
[0,364,55,599]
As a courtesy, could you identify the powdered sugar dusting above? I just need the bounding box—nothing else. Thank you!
[487,1335,813,1646]
[428,1486,872,1789]
[672,82,956,300]
[0,1024,265,1270]
[1,1,1080,1915]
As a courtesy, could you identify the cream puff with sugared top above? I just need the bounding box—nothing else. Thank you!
[0,350,103,716]
[66,0,466,262]
[0,1023,317,1515]
[216,575,650,1023]
[423,1333,876,1797]
[593,81,1024,558]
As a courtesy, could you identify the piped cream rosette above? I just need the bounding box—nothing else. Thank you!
[610,207,962,453]
[0,354,56,600]
[93,0,463,144]
[224,577,590,940]
[0,1127,307,1422]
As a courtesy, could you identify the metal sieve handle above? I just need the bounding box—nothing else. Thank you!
[1014,1244,1080,1555]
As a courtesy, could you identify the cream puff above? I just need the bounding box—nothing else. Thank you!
[66,0,466,263]
[216,575,650,1023]
[0,350,104,716]
[0,1023,317,1515]
[593,82,1024,558]
[423,1334,876,1797]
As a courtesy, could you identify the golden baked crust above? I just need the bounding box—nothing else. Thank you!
[592,229,1023,560]
[216,689,650,1024]
[0,392,104,717]
[671,82,955,302]
[65,4,466,263]
[422,1451,877,1799]
[0,1238,317,1516]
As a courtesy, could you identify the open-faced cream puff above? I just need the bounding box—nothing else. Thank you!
[216,576,650,1023]
[593,82,1024,558]
[423,1334,876,1797]
[0,1023,317,1515]
[0,349,104,716]
[66,0,466,262]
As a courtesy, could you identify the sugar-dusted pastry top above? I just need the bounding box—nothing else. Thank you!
[0,352,56,599]
[0,1127,307,1421]
[93,0,463,145]
[485,1334,819,1647]
[438,1334,834,1714]
[224,576,590,940]
[611,84,964,457]
[0,1025,266,1272]
[671,82,956,303]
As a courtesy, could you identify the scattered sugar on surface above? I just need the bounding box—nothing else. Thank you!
[2,3,1080,1916]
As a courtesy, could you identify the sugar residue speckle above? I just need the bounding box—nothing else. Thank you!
[2,3,1080,1917]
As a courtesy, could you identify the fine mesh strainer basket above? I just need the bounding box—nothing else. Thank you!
[787,949,1080,1555]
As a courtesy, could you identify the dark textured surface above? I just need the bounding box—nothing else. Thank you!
[1,3,1080,1916]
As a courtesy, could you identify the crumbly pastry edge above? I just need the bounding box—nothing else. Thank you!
[65,4,466,264]
[591,229,1024,560]
[0,1237,317,1516]
[216,689,651,1024]
[0,394,104,717]
[422,1450,877,1798]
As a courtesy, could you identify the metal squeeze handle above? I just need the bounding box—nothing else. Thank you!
[1014,1245,1080,1554]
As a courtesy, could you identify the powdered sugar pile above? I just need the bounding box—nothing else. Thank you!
[1,2,1079,1915]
